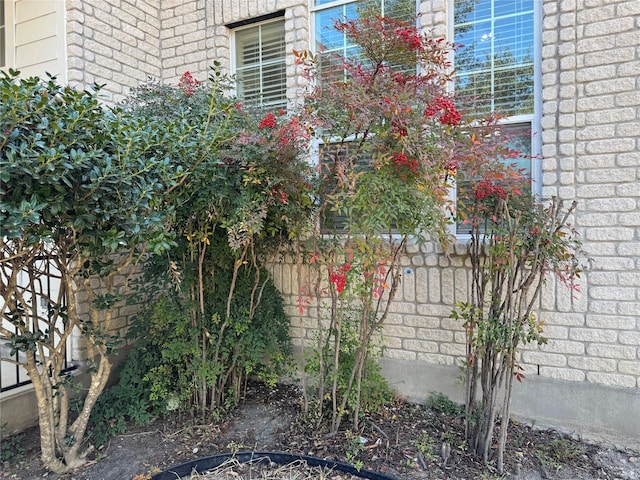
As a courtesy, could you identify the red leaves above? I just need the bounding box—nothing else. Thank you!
[394,26,423,50]
[329,262,351,293]
[271,188,289,204]
[473,179,508,201]
[425,97,462,126]
[259,112,278,129]
[178,71,201,96]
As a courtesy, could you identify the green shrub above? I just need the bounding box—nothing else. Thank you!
[89,298,192,445]
[305,306,393,423]
[91,248,293,443]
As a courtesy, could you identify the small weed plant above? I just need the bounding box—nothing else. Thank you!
[535,437,585,470]
[416,433,437,461]
[427,392,462,416]
[0,424,25,464]
[344,431,365,472]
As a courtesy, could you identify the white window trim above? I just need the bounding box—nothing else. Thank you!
[447,0,542,238]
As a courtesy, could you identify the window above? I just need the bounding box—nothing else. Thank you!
[233,18,286,108]
[454,0,535,115]
[311,0,415,77]
[311,0,417,233]
[317,140,370,233]
[453,0,540,233]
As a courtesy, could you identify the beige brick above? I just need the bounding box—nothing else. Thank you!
[439,342,465,356]
[380,336,402,349]
[416,329,453,342]
[382,325,415,339]
[576,94,615,111]
[415,352,455,365]
[385,349,418,361]
[585,108,637,126]
[618,360,640,376]
[569,327,618,343]
[542,325,569,339]
[589,258,635,272]
[618,0,640,16]
[584,77,635,96]
[522,351,567,367]
[541,339,585,355]
[578,213,619,227]
[616,182,640,197]
[415,267,428,303]
[540,312,586,326]
[583,17,635,37]
[453,268,467,303]
[403,339,437,353]
[586,138,636,154]
[417,303,452,318]
[587,343,637,360]
[589,286,637,301]
[440,317,465,332]
[402,270,415,302]
[404,316,439,328]
[618,331,640,346]
[389,302,416,314]
[568,356,616,372]
[441,269,454,305]
[618,213,640,226]
[586,315,635,330]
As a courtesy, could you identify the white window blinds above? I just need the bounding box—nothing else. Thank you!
[454,0,535,116]
[235,19,286,108]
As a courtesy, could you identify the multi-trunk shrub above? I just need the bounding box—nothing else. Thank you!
[0,70,176,473]
[93,66,312,428]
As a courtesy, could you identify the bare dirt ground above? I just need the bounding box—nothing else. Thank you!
[2,382,639,480]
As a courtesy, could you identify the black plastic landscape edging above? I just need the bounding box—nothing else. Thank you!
[151,451,399,480]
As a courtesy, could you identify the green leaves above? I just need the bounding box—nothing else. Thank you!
[1,71,172,257]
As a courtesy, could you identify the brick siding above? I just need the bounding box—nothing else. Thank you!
[66,0,161,104]
[65,0,640,390]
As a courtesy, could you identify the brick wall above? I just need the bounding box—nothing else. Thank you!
[62,0,639,406]
[271,0,640,395]
[66,0,161,104]
[159,0,308,102]
[537,0,640,388]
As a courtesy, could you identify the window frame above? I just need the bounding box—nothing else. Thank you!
[230,15,287,109]
[448,0,542,238]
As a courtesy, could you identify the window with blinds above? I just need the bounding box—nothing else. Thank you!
[234,19,286,109]
[455,122,533,234]
[318,141,371,233]
[312,0,416,80]
[454,0,535,116]
[453,0,538,235]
